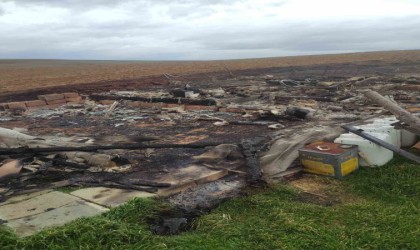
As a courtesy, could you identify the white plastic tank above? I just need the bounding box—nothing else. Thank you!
[371,117,417,147]
[355,124,401,148]
[334,132,393,167]
[372,116,398,124]
[401,130,418,147]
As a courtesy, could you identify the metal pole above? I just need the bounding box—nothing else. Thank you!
[342,125,420,164]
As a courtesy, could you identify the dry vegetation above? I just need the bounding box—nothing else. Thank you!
[1,50,420,93]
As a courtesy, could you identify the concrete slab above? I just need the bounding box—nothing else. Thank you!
[0,190,53,207]
[6,200,108,237]
[70,187,156,208]
[0,191,79,220]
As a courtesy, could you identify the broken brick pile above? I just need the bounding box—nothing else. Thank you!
[0,92,82,111]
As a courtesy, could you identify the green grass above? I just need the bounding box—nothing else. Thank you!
[55,186,84,194]
[1,157,419,249]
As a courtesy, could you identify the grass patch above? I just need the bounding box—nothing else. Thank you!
[345,157,419,203]
[55,186,83,194]
[1,157,419,249]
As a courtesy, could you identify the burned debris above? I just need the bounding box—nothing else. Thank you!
[0,63,419,236]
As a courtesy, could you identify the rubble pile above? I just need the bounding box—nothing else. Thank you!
[0,69,419,235]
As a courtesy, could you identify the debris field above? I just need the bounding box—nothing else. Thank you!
[0,60,419,236]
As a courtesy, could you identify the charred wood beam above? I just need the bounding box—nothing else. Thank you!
[90,94,217,106]
[76,181,158,193]
[0,142,225,155]
[342,125,420,163]
[363,89,420,135]
[38,157,90,169]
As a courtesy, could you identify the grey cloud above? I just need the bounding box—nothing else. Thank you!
[144,0,241,5]
[5,0,240,9]
[2,0,236,22]
[5,0,126,9]
[0,16,180,60]
[180,16,420,54]
[165,5,215,19]
[0,0,419,60]
[0,6,4,15]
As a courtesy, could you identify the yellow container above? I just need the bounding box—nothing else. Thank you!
[299,141,359,178]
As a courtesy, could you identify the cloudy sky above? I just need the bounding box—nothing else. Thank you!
[0,0,419,60]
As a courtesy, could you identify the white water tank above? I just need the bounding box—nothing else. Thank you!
[355,124,401,148]
[371,117,417,147]
[372,117,398,124]
[401,130,418,147]
[334,132,393,167]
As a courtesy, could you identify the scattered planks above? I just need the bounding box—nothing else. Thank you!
[76,181,158,193]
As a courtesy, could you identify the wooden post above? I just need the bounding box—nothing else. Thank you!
[363,90,420,135]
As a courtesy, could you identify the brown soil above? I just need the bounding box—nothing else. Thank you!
[1,50,419,94]
[291,174,363,204]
